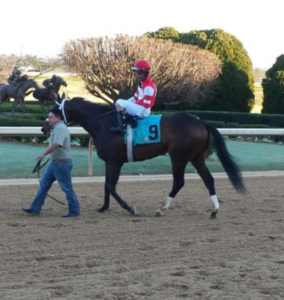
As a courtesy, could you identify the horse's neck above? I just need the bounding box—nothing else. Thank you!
[68,104,112,136]
[21,81,32,91]
[53,84,61,92]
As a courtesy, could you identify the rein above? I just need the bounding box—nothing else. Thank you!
[90,109,117,122]
[32,159,66,206]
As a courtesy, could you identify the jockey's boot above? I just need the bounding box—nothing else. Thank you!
[111,111,126,134]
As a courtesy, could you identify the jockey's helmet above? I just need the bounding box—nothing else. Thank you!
[131,60,151,74]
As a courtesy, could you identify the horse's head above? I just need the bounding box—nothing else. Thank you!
[49,93,75,125]
[41,118,52,136]
[41,97,75,136]
[30,79,39,89]
[41,99,67,136]
[54,76,67,88]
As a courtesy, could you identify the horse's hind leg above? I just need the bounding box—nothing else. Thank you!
[156,159,187,217]
[108,161,136,215]
[191,157,220,219]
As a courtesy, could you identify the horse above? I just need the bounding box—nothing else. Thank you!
[0,79,39,113]
[33,76,67,109]
[42,97,246,219]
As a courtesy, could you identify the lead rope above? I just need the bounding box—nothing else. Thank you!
[32,159,66,206]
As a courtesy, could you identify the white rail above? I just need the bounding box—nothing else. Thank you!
[1,127,284,136]
[1,127,284,176]
[0,127,88,136]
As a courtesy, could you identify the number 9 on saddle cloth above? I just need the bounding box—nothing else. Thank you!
[124,114,162,146]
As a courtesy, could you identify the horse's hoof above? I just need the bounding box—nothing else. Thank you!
[210,211,218,219]
[130,207,137,215]
[155,209,163,217]
[97,206,108,213]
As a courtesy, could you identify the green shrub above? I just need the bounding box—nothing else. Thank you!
[262,54,284,114]
[0,116,44,126]
[145,27,180,41]
[0,103,46,114]
[147,28,254,112]
[153,110,284,127]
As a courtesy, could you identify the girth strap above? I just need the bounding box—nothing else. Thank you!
[126,125,134,162]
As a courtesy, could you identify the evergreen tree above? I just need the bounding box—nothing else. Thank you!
[262,55,284,113]
[147,28,255,112]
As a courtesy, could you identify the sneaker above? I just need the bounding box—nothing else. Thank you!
[61,213,80,218]
[22,208,39,216]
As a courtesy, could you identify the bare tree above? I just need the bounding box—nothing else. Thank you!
[63,35,222,107]
[0,55,17,83]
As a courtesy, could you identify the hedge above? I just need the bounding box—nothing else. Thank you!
[153,110,284,128]
[0,103,46,114]
[0,116,44,126]
[2,110,284,128]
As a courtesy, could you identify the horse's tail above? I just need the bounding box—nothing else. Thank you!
[25,90,33,96]
[204,122,246,194]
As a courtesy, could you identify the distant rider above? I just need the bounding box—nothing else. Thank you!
[43,74,58,89]
[8,69,28,94]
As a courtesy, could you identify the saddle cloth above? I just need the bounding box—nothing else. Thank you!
[125,115,162,162]
[125,114,162,146]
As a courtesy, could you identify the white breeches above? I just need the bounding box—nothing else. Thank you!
[115,98,151,118]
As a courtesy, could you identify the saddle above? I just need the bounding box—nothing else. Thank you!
[124,114,143,128]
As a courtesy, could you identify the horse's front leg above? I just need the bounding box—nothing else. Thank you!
[98,162,110,213]
[108,161,136,215]
[19,97,26,112]
[0,95,5,104]
[11,98,17,114]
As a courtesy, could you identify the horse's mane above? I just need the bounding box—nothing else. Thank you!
[69,97,114,114]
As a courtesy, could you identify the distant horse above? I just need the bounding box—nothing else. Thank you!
[33,76,67,109]
[0,79,39,113]
[43,97,245,219]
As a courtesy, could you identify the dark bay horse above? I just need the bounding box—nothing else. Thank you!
[33,76,67,109]
[45,97,245,218]
[0,79,39,112]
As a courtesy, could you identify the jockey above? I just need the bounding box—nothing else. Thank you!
[8,70,22,86]
[43,74,58,89]
[8,70,28,94]
[111,60,157,134]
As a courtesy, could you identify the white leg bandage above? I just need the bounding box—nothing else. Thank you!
[162,196,174,210]
[156,196,174,216]
[210,195,220,212]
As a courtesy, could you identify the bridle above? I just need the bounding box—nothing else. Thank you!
[56,99,69,125]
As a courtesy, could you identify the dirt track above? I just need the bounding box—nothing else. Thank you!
[0,177,284,300]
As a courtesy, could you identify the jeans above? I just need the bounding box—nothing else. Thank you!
[30,160,80,216]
